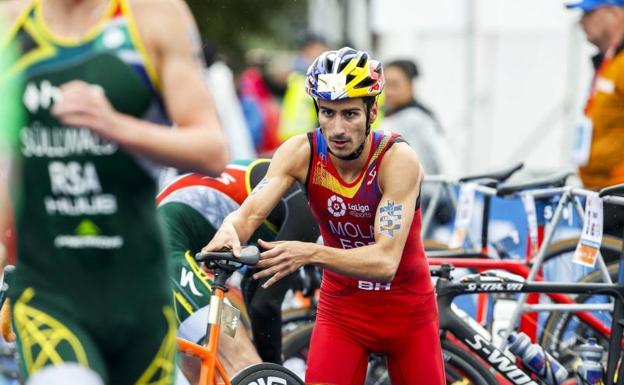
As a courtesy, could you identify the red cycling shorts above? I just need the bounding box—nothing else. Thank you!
[305,289,445,385]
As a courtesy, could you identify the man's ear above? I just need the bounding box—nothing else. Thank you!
[369,99,379,124]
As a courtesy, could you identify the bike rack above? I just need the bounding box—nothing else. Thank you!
[497,187,624,351]
[423,176,622,353]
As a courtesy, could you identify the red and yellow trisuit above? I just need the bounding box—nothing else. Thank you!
[303,128,445,384]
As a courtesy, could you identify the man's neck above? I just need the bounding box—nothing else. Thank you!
[42,0,109,38]
[331,135,373,182]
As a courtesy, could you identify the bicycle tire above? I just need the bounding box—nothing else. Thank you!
[441,339,498,385]
[541,235,622,265]
[282,307,316,325]
[231,362,305,385]
[282,323,496,385]
[539,261,619,374]
[282,323,313,361]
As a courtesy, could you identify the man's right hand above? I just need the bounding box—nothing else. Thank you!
[201,221,242,257]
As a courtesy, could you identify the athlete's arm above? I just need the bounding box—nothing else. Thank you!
[0,158,12,265]
[51,0,228,176]
[0,0,28,27]
[255,143,423,287]
[202,135,311,255]
[0,0,25,264]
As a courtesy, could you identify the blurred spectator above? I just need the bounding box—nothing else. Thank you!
[381,59,454,229]
[381,59,454,175]
[567,0,624,236]
[203,41,256,160]
[239,50,282,155]
[277,34,329,143]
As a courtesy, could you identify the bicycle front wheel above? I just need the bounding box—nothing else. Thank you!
[231,362,305,385]
[540,261,619,376]
[441,339,498,385]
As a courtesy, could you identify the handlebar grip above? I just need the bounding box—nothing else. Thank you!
[195,245,260,266]
[195,251,231,262]
[238,245,260,265]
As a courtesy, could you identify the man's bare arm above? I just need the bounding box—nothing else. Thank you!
[256,143,423,285]
[0,0,27,264]
[202,135,311,254]
[131,0,228,175]
[51,0,228,176]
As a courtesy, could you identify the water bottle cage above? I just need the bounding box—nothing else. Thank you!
[521,346,560,385]
[541,355,557,385]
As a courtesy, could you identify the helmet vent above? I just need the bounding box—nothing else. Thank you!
[358,78,375,88]
[356,54,368,68]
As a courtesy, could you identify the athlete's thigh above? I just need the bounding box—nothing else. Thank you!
[385,319,445,385]
[11,287,107,383]
[110,305,177,385]
[305,320,368,385]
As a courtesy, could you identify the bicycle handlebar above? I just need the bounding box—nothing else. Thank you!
[496,170,573,197]
[458,162,523,183]
[195,245,260,266]
[599,183,624,198]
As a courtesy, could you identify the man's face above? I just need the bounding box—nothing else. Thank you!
[580,7,614,49]
[384,66,413,111]
[317,98,377,158]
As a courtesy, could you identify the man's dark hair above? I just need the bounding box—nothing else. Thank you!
[386,59,420,80]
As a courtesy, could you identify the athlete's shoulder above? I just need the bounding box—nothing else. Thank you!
[275,134,312,161]
[0,0,30,33]
[379,141,423,185]
[282,133,311,148]
[385,140,421,168]
[271,134,311,182]
[127,0,201,69]
[128,0,192,26]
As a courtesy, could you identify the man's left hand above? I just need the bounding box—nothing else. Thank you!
[254,239,314,288]
[51,80,122,141]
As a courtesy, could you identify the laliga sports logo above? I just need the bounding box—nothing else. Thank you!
[327,195,346,217]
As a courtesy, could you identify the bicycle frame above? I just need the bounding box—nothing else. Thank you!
[497,189,623,350]
[435,266,624,385]
[423,177,547,333]
[426,182,617,347]
[429,257,614,340]
[176,269,233,385]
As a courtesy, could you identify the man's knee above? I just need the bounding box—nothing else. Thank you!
[27,363,104,385]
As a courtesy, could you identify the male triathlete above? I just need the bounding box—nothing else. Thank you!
[202,47,445,385]
[0,0,227,384]
[157,159,319,380]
